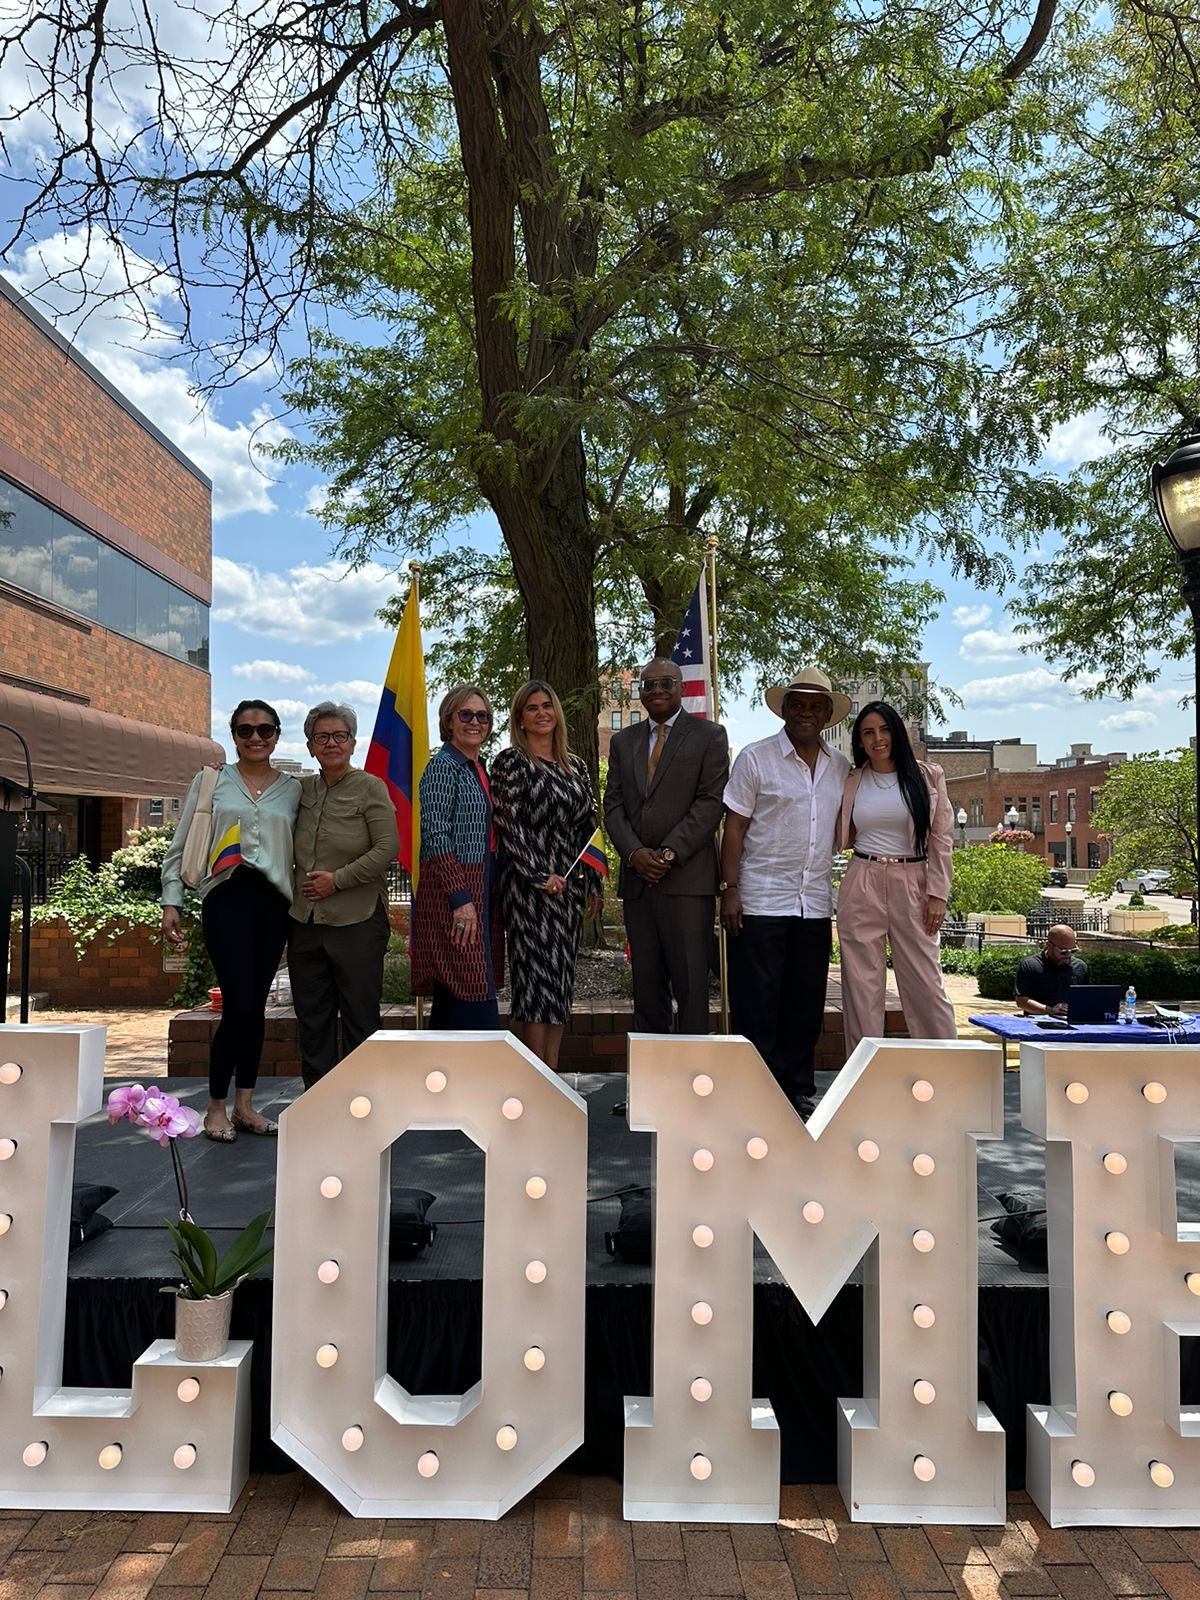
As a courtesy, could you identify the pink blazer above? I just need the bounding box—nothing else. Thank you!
[836,760,954,902]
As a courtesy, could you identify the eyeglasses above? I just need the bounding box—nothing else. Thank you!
[234,723,278,740]
[1049,940,1079,953]
[456,709,493,725]
[311,730,352,745]
[640,677,678,692]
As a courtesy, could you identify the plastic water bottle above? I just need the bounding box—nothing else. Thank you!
[1124,985,1138,1025]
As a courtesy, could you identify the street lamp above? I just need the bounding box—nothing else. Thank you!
[1005,806,1019,828]
[1065,818,1074,870]
[956,806,967,847]
[1151,430,1200,922]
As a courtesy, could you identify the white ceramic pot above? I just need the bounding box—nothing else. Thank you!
[174,1290,233,1362]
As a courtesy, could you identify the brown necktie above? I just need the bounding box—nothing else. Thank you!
[647,722,668,786]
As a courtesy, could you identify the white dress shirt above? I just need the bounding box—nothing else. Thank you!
[723,728,851,916]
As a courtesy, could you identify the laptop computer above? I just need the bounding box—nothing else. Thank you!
[1067,984,1123,1024]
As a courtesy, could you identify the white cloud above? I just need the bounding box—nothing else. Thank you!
[212,556,396,643]
[4,230,291,520]
[321,680,385,705]
[959,668,1068,709]
[1043,410,1115,467]
[1100,709,1159,731]
[231,659,313,684]
[959,628,1035,662]
[951,604,991,629]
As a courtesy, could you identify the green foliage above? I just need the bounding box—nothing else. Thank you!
[939,947,980,975]
[1127,892,1146,908]
[1148,924,1198,945]
[977,945,1200,1002]
[163,1209,274,1301]
[947,845,1048,915]
[1088,750,1198,899]
[382,950,413,1004]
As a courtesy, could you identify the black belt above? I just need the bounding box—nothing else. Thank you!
[852,850,927,864]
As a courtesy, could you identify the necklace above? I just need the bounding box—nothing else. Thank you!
[868,767,899,790]
[238,763,274,799]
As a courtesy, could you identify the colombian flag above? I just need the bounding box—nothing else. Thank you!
[365,584,430,888]
[209,823,242,877]
[578,828,610,877]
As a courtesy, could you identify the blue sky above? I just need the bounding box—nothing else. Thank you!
[4,231,1193,768]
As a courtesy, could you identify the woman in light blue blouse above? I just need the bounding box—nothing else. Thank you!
[161,699,300,1141]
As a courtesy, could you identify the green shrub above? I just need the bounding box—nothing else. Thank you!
[1149,924,1199,945]
[948,844,1048,915]
[382,952,412,1004]
[939,946,979,975]
[1128,891,1146,907]
[977,944,1200,1001]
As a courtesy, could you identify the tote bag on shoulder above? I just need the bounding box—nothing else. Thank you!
[179,766,221,889]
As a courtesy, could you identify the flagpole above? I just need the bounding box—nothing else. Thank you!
[410,560,426,1033]
[705,536,730,1034]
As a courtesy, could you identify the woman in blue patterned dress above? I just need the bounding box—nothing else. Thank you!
[491,681,602,1068]
[410,684,504,1027]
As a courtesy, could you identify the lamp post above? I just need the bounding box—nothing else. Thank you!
[956,806,967,848]
[1004,805,1021,852]
[1151,430,1200,923]
[1065,818,1073,870]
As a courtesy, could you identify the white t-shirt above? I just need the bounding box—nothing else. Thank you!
[723,729,851,917]
[851,773,915,857]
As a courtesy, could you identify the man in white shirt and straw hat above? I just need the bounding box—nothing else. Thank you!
[719,667,852,1118]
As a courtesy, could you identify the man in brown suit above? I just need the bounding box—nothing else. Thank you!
[603,658,729,1034]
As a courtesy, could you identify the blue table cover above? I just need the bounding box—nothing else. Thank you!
[968,1013,1200,1044]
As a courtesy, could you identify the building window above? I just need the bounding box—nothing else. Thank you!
[969,798,984,828]
[1067,790,1077,822]
[1050,843,1066,866]
[610,711,621,730]
[171,798,180,814]
[1089,787,1099,814]
[1087,842,1100,868]
[610,682,621,702]
[148,799,164,820]
[1049,792,1059,823]
[850,700,858,715]
[0,475,209,670]
[630,710,641,724]
[1031,797,1042,832]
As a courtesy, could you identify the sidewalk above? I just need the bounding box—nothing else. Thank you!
[0,1469,1195,1600]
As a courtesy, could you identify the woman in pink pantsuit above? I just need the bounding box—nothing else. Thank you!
[836,702,957,1062]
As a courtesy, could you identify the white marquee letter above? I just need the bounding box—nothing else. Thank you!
[0,1026,251,1511]
[625,1035,1005,1524]
[271,1032,586,1518]
[1024,1042,1200,1525]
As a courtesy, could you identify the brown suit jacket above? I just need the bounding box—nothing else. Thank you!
[836,759,955,901]
[603,711,729,898]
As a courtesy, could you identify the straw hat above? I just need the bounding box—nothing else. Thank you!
[764,667,852,726]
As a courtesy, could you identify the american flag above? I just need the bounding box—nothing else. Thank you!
[670,578,714,718]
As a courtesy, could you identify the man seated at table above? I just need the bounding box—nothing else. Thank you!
[1015,926,1090,1016]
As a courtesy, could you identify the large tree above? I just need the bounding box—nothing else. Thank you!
[0,0,1068,765]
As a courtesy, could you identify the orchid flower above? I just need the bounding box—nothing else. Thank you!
[106,1083,148,1125]
[138,1092,202,1147]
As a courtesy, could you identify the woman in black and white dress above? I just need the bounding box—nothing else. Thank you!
[490,681,603,1068]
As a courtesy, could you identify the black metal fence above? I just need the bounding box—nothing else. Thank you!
[386,862,413,903]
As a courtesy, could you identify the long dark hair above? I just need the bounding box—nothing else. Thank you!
[850,701,930,855]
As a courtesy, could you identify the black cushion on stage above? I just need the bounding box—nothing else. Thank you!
[990,1190,1049,1267]
[70,1181,117,1251]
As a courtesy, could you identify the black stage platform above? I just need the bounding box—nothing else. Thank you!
[60,1071,1199,1487]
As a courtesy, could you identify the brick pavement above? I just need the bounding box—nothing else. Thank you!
[0,1473,1195,1600]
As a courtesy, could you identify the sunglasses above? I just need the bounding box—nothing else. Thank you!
[640,677,678,692]
[234,723,279,740]
[311,730,352,745]
[456,709,493,725]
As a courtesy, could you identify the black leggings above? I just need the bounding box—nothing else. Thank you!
[201,867,291,1100]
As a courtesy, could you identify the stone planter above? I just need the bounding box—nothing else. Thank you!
[1108,907,1164,935]
[174,1291,233,1362]
[966,913,1028,938]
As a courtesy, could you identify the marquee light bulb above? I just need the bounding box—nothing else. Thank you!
[342,1426,364,1452]
[1105,1231,1130,1255]
[0,1215,12,1235]
[525,1176,547,1200]
[912,1080,934,1102]
[691,1377,712,1402]
[1071,1461,1096,1488]
[912,1229,935,1253]
[1143,1082,1167,1104]
[690,1454,712,1481]
[691,1300,713,1326]
[525,1259,547,1284]
[692,1074,714,1097]
[496,1425,518,1451]
[502,1097,523,1120]
[1108,1390,1134,1416]
[802,1201,824,1224]
[316,1343,339,1368]
[22,1442,46,1467]
[416,1451,439,1478]
[0,1062,21,1084]
[1150,1460,1175,1488]
[1107,1310,1132,1334]
[0,1139,17,1160]
[0,1289,9,1310]
[1103,1152,1127,1175]
[425,1071,447,1093]
[692,1148,714,1172]
[913,1455,936,1482]
[349,1096,372,1118]
[98,1443,122,1470]
[173,1444,197,1470]
[913,1304,936,1329]
[857,1140,880,1163]
[746,1137,768,1160]
[1188,1272,1200,1296]
[912,1154,935,1177]
[176,1378,200,1402]
[320,1176,342,1199]
[1065,1082,1089,1104]
[317,1260,340,1284]
[692,1225,714,1248]
[913,1380,936,1405]
[523,1347,545,1372]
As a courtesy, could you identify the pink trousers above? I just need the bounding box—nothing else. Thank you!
[837,854,957,1062]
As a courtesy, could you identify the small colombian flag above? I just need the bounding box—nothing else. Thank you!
[208,823,242,877]
[578,828,610,877]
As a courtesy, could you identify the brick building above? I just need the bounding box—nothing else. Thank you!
[0,275,222,896]
[598,668,643,759]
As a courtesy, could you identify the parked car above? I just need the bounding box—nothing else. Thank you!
[1115,870,1172,894]
[1047,866,1069,888]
